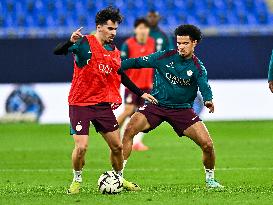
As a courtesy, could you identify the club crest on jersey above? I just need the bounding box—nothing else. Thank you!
[98,63,113,74]
[76,121,82,131]
[187,70,193,76]
[157,38,163,44]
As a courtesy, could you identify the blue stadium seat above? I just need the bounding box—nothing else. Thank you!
[26,0,35,14]
[196,11,209,25]
[257,12,269,24]
[26,15,36,27]
[207,14,218,25]
[226,0,235,11]
[86,0,96,12]
[57,14,67,27]
[46,14,57,28]
[0,0,272,37]
[17,14,27,27]
[237,11,249,25]
[216,11,229,25]
[0,15,4,28]
[177,14,188,24]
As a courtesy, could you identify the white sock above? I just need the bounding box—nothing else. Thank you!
[121,160,127,176]
[133,132,144,144]
[205,168,214,181]
[73,169,82,182]
[123,160,127,169]
[117,171,123,177]
[112,168,123,177]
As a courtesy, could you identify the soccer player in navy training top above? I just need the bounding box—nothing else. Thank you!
[119,24,224,189]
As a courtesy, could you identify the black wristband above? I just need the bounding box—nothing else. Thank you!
[53,39,74,55]
[119,70,145,97]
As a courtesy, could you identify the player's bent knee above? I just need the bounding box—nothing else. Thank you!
[76,144,88,156]
[124,124,138,138]
[201,140,214,153]
[111,143,123,154]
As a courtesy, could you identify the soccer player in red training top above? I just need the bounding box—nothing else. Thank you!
[54,6,157,194]
[117,18,156,151]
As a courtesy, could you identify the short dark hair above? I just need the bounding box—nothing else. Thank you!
[134,18,150,28]
[174,24,202,43]
[95,6,123,26]
[148,9,159,15]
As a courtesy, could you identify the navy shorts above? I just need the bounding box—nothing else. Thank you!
[124,89,151,107]
[137,103,201,137]
[69,104,119,135]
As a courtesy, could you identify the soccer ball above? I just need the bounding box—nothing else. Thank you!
[97,171,123,194]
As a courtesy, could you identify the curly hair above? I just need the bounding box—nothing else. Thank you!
[95,6,123,26]
[174,24,202,43]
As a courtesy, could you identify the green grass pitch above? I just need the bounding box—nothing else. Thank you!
[0,121,272,204]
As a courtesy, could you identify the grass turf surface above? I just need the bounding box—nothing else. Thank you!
[0,121,272,204]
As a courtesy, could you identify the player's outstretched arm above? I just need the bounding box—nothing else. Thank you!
[119,51,162,71]
[118,70,158,104]
[53,40,74,55]
[53,27,83,55]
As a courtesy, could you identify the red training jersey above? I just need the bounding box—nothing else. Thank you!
[68,35,122,109]
[125,37,155,89]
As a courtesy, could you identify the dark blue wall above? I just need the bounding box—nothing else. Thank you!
[0,36,272,83]
[195,36,273,80]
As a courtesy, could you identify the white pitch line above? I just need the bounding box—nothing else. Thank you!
[0,167,272,172]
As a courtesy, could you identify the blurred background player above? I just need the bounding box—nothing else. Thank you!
[53,6,156,194]
[146,10,174,51]
[118,18,156,151]
[268,49,273,92]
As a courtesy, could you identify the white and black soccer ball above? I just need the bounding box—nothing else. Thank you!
[97,171,123,194]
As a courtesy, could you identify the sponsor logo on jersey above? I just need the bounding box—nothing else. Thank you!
[98,63,113,74]
[166,73,191,86]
